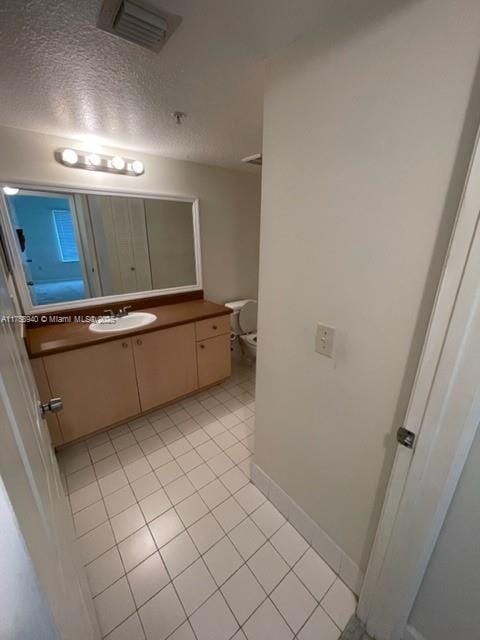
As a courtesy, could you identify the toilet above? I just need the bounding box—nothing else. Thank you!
[225,299,258,361]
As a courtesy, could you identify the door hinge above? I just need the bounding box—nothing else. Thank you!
[396,427,416,449]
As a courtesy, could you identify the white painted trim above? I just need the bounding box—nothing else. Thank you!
[358,125,480,639]
[192,198,203,295]
[1,177,199,202]
[67,197,93,297]
[0,183,203,313]
[404,625,427,640]
[251,462,364,595]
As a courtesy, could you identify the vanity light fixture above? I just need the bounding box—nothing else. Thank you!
[86,153,101,167]
[2,186,19,195]
[130,160,144,175]
[110,155,126,171]
[55,148,145,176]
[61,148,79,165]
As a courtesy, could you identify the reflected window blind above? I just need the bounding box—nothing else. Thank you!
[52,209,79,262]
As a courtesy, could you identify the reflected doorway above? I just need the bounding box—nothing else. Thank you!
[5,190,89,305]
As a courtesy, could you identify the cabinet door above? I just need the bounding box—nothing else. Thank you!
[197,334,231,388]
[133,324,198,412]
[30,357,63,447]
[44,339,140,443]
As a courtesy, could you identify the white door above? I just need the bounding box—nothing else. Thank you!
[127,197,152,292]
[0,261,100,639]
[358,129,480,639]
[87,195,152,296]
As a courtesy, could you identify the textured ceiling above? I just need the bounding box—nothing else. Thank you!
[0,0,337,169]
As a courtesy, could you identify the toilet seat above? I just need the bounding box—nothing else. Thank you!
[238,300,257,335]
[240,333,257,347]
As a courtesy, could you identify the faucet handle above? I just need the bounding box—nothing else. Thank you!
[104,309,115,317]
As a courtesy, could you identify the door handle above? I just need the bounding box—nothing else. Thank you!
[40,397,63,418]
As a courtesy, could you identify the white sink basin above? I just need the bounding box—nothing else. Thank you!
[89,312,156,333]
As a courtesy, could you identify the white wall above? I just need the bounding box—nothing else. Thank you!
[0,125,261,304]
[255,0,480,573]
[408,421,480,640]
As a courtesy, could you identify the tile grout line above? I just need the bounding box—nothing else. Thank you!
[64,370,343,639]
[81,374,255,639]
[78,460,250,570]
[69,412,252,525]
[93,491,342,639]
[82,485,345,639]
[77,431,255,599]
[66,385,253,499]
[73,452,250,568]
[81,480,260,628]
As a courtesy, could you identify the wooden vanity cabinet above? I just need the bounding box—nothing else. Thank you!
[196,333,231,388]
[43,338,140,443]
[132,323,198,412]
[33,311,232,445]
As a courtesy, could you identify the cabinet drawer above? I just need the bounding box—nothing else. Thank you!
[195,315,230,341]
[197,334,231,388]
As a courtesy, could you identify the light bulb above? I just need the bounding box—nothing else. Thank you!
[61,148,78,165]
[131,160,144,175]
[111,156,125,171]
[87,153,101,167]
[3,186,19,196]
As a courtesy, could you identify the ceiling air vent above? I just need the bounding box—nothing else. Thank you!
[241,153,262,166]
[97,0,182,52]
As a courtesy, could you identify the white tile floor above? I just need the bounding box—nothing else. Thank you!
[58,361,355,640]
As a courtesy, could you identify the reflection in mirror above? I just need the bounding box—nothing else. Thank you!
[3,189,199,308]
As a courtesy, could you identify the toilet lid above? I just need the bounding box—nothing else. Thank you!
[239,300,257,334]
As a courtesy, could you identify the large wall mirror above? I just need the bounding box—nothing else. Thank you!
[0,186,201,311]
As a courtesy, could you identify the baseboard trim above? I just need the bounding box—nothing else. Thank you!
[339,615,368,639]
[251,462,364,595]
[404,625,426,640]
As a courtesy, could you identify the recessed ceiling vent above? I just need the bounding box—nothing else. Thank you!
[241,153,262,166]
[97,0,182,52]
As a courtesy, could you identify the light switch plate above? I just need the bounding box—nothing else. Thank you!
[315,323,335,358]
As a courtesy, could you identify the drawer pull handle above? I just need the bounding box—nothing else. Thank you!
[122,342,128,349]
[136,339,142,346]
[212,325,217,330]
[200,344,205,349]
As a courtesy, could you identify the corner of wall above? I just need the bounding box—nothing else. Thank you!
[251,461,364,596]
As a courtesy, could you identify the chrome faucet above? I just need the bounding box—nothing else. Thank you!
[103,305,132,319]
[116,305,132,318]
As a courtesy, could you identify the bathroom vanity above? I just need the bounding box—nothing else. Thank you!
[27,299,231,447]
[0,183,235,447]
